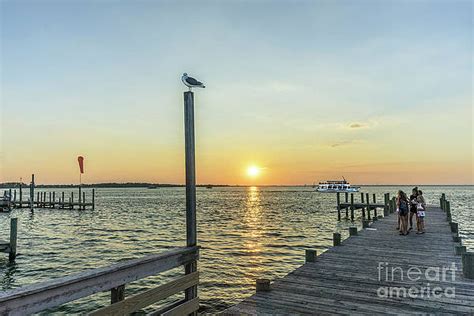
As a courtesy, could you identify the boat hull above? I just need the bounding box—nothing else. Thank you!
[316,188,359,193]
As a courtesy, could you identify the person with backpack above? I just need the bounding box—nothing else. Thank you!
[397,190,410,235]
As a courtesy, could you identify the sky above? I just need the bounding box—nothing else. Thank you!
[0,0,472,185]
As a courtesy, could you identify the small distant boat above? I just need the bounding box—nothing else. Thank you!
[0,195,12,212]
[206,185,213,189]
[147,185,158,189]
[316,178,359,193]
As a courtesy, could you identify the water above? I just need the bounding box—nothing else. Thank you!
[0,186,472,314]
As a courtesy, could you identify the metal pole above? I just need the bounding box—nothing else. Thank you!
[184,91,197,303]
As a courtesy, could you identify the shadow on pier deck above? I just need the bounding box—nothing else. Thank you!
[223,202,474,315]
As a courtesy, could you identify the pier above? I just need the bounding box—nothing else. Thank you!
[224,194,474,315]
[2,174,95,212]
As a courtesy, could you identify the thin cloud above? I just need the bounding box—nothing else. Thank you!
[349,123,366,129]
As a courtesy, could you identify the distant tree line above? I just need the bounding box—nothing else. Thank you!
[0,182,230,188]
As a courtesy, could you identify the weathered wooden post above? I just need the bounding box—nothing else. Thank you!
[61,192,65,208]
[111,285,125,303]
[360,193,365,218]
[305,249,317,263]
[49,192,52,207]
[372,193,378,218]
[9,218,17,262]
[78,186,82,208]
[362,220,369,228]
[184,90,198,305]
[446,201,452,222]
[52,192,56,208]
[451,222,459,234]
[336,192,341,221]
[82,192,86,210]
[384,193,389,216]
[333,232,341,246]
[349,227,357,236]
[256,279,271,292]
[350,193,354,221]
[462,253,474,279]
[92,189,95,210]
[455,245,466,255]
[366,193,371,220]
[71,192,74,209]
[453,235,462,243]
[345,192,349,218]
[13,190,16,202]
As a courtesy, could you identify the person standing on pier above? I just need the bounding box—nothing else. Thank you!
[409,187,418,231]
[397,190,409,235]
[416,190,426,234]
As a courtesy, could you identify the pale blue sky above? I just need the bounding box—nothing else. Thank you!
[1,0,472,184]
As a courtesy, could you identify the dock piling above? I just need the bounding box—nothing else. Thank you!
[349,227,357,236]
[462,253,474,279]
[256,279,271,292]
[344,192,349,218]
[451,222,459,234]
[92,189,95,210]
[333,232,341,246]
[350,194,354,221]
[366,193,371,220]
[336,193,341,221]
[9,218,17,262]
[384,193,389,216]
[455,245,467,255]
[305,250,317,263]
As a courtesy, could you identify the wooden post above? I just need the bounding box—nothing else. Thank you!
[184,91,197,304]
[453,235,461,243]
[9,218,17,262]
[111,284,125,303]
[256,279,271,292]
[349,227,357,236]
[333,232,341,246]
[363,219,369,228]
[384,193,389,216]
[19,183,22,204]
[446,201,452,222]
[451,222,459,234]
[336,192,341,221]
[345,192,349,218]
[305,249,317,263]
[366,193,371,220]
[350,193,354,221]
[13,190,16,202]
[49,192,52,207]
[462,253,474,279]
[52,192,55,208]
[455,245,467,255]
[92,189,95,210]
[360,193,365,218]
[78,186,82,208]
[71,192,74,209]
[61,192,65,209]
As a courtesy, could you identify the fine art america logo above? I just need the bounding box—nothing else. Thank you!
[377,262,457,298]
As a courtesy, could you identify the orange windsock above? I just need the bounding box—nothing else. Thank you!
[78,156,84,174]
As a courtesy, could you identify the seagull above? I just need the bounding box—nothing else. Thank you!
[182,73,205,90]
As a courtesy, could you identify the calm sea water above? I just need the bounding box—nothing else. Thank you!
[0,186,472,314]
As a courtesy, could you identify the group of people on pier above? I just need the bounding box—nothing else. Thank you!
[396,187,426,235]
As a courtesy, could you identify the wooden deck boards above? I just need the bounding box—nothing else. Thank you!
[223,206,473,315]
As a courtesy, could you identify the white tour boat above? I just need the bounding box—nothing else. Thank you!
[316,179,360,193]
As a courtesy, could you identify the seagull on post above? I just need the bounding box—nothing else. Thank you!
[182,73,205,90]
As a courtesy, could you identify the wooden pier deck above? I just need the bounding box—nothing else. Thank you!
[223,202,474,315]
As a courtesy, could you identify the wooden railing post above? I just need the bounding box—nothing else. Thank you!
[345,192,349,218]
[384,193,389,216]
[360,193,365,218]
[366,193,371,220]
[184,91,198,307]
[333,232,341,246]
[462,253,474,279]
[349,227,357,236]
[111,284,125,304]
[92,189,95,210]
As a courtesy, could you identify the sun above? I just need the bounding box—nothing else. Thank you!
[247,165,260,177]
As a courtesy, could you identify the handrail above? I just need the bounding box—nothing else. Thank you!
[0,246,199,315]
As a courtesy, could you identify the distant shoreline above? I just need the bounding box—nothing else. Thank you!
[0,183,472,188]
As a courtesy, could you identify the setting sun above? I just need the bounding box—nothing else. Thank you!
[246,166,260,177]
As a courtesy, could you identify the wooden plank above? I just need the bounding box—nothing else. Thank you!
[0,246,199,315]
[161,297,199,316]
[90,272,198,316]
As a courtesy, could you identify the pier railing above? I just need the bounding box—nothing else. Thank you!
[0,246,200,315]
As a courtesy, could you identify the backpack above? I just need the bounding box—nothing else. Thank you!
[399,199,408,215]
